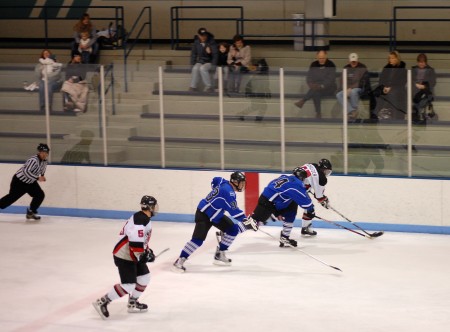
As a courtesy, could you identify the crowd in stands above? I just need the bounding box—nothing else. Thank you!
[26,13,102,114]
[187,26,437,123]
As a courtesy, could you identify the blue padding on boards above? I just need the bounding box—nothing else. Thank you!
[1,206,449,235]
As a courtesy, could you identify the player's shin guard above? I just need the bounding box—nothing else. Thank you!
[130,273,150,299]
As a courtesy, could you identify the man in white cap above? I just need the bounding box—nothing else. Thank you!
[336,52,370,120]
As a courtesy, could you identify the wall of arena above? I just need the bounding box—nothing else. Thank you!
[0,163,449,234]
[1,1,450,42]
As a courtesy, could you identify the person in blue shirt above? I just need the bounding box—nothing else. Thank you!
[250,168,316,247]
[172,172,257,273]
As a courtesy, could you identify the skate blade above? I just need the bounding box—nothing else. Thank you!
[171,265,186,274]
[213,260,231,266]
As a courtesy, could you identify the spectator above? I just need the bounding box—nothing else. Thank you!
[372,51,407,120]
[34,49,62,112]
[78,31,93,64]
[189,27,218,93]
[412,53,436,123]
[227,34,252,93]
[61,52,89,113]
[336,53,370,120]
[294,50,337,119]
[214,41,230,91]
[72,13,98,63]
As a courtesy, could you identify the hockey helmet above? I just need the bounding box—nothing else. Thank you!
[318,158,332,176]
[140,195,159,215]
[230,171,246,192]
[292,167,307,181]
[37,143,50,153]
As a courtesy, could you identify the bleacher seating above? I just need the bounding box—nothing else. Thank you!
[1,46,450,175]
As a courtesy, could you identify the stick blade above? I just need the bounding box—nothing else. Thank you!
[330,265,342,272]
[370,231,384,238]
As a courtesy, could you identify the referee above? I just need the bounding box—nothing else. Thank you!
[0,143,50,220]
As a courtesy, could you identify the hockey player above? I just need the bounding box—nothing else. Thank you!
[92,195,159,319]
[0,143,49,220]
[250,168,316,247]
[299,158,333,236]
[172,171,258,273]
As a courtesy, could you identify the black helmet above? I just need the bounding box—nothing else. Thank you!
[140,195,159,215]
[230,171,246,192]
[318,158,332,176]
[292,167,307,181]
[37,143,50,152]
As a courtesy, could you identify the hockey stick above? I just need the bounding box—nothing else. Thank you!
[315,215,372,239]
[258,228,342,272]
[328,206,384,238]
[155,247,170,258]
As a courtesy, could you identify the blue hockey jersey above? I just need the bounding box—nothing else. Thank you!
[261,174,313,211]
[197,177,246,224]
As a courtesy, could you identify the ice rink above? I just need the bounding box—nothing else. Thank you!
[0,213,449,332]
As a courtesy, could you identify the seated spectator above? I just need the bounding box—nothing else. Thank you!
[61,52,89,113]
[78,31,93,64]
[294,50,337,119]
[34,49,63,112]
[72,13,99,63]
[227,35,252,93]
[336,53,370,120]
[412,53,436,122]
[372,51,407,120]
[189,27,218,93]
[214,42,230,91]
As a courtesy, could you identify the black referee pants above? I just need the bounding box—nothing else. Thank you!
[0,176,45,213]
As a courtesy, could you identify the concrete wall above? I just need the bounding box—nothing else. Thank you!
[1,163,449,234]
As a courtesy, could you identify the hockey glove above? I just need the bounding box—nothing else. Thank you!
[243,217,258,231]
[303,208,316,220]
[317,196,330,209]
[140,248,155,263]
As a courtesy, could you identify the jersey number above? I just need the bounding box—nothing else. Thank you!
[274,178,289,189]
[206,187,219,202]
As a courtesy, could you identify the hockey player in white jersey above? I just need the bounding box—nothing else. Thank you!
[300,158,332,236]
[92,195,159,319]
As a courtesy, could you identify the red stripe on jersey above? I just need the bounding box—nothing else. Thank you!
[244,172,259,216]
[112,236,128,255]
[302,166,312,177]
[114,284,128,297]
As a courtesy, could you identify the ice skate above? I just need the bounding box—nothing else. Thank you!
[26,209,41,220]
[172,257,187,273]
[279,231,298,247]
[127,297,148,313]
[301,225,317,236]
[213,246,232,266]
[92,296,110,319]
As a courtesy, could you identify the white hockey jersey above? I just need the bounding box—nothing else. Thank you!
[113,211,152,262]
[301,163,328,200]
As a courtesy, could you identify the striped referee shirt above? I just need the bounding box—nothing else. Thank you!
[15,155,47,184]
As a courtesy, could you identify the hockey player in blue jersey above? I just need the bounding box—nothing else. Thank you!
[250,167,316,247]
[172,171,258,273]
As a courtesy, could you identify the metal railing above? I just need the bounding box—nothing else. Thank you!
[170,6,244,50]
[0,5,125,49]
[123,6,153,92]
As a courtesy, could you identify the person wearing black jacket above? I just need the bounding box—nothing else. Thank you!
[189,27,218,93]
[294,50,337,119]
[374,51,407,120]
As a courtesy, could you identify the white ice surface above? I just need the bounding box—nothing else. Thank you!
[0,214,449,332]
